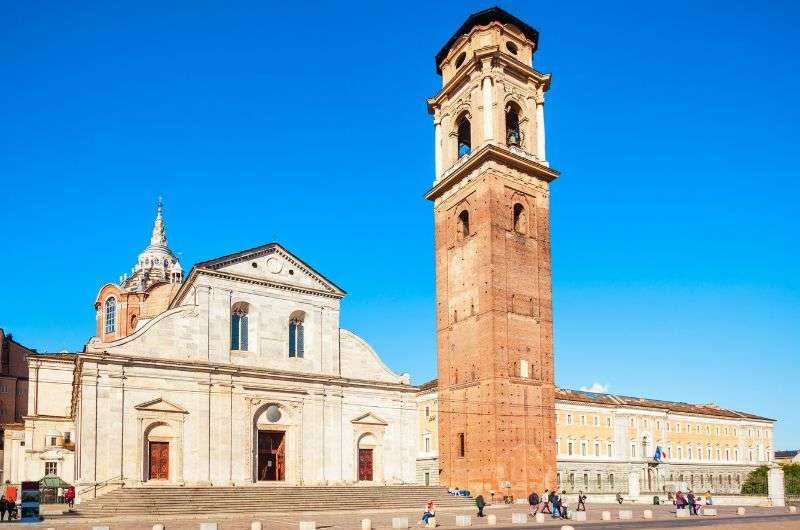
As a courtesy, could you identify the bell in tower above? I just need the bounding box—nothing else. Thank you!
[426,7,560,499]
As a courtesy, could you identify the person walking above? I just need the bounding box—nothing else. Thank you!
[550,491,560,519]
[65,485,75,509]
[420,500,436,526]
[528,490,540,515]
[540,489,550,514]
[475,494,486,517]
[2,482,16,521]
[576,490,586,511]
[0,494,6,522]
[687,491,697,515]
[57,485,64,504]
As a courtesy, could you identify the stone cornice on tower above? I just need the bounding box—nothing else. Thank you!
[425,142,559,202]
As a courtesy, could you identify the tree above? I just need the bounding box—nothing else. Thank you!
[741,463,800,496]
[741,465,768,495]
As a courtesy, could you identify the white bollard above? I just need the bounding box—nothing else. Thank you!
[561,526,575,530]
[361,519,371,530]
[643,510,652,519]
[299,523,316,530]
[427,517,437,528]
[92,527,111,530]
[199,525,218,530]
[455,515,471,527]
[511,512,528,524]
[675,508,689,518]
[251,523,262,530]
[392,517,409,529]
[702,508,717,516]
[601,511,611,521]
[572,511,586,521]
[789,506,797,513]
[153,525,165,530]
[534,513,545,523]
[737,507,746,515]
[487,514,497,525]
[618,510,632,520]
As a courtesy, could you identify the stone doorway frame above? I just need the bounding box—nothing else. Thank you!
[135,398,187,485]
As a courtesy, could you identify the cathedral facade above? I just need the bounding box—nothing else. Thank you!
[5,204,417,499]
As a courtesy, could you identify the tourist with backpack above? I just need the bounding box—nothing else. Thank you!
[528,490,540,515]
[475,494,486,517]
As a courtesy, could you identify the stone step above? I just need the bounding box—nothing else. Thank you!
[76,486,474,517]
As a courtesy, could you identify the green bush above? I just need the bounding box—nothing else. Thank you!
[741,463,800,495]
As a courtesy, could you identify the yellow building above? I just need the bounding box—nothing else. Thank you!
[418,381,774,494]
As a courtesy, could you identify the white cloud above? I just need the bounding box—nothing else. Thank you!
[579,382,610,393]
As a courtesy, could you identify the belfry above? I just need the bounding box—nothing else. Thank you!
[426,7,559,497]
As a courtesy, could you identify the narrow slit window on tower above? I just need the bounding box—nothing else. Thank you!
[513,203,526,233]
[458,210,470,240]
[458,432,465,457]
[457,116,471,157]
[505,103,521,147]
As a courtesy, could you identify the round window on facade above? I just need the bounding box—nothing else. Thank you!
[506,41,519,55]
[266,405,281,423]
[455,52,467,68]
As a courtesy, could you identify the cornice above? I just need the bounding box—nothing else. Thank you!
[428,48,551,113]
[425,143,560,201]
[78,352,417,394]
[197,268,344,300]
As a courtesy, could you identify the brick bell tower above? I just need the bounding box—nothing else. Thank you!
[426,7,559,498]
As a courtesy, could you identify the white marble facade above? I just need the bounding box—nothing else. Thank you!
[13,243,417,500]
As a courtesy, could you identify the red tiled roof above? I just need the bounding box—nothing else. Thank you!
[415,380,773,422]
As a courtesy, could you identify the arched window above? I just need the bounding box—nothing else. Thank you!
[505,102,521,146]
[289,311,305,358]
[513,203,527,233]
[231,302,249,351]
[104,297,116,333]
[457,116,471,157]
[457,210,469,240]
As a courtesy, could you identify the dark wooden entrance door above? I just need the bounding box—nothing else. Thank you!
[257,430,285,481]
[149,441,169,480]
[358,448,373,481]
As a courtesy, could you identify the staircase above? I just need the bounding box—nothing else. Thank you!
[76,485,474,517]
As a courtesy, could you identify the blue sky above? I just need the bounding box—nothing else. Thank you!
[1,1,798,448]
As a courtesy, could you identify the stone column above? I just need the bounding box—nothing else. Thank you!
[482,75,493,142]
[535,92,546,160]
[434,111,443,180]
[768,464,785,507]
[527,96,537,154]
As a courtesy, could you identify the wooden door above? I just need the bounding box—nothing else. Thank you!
[276,434,286,481]
[358,448,373,481]
[149,441,169,480]
[257,431,286,481]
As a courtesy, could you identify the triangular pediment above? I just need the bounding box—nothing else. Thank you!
[351,412,388,426]
[134,397,188,414]
[192,243,345,297]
